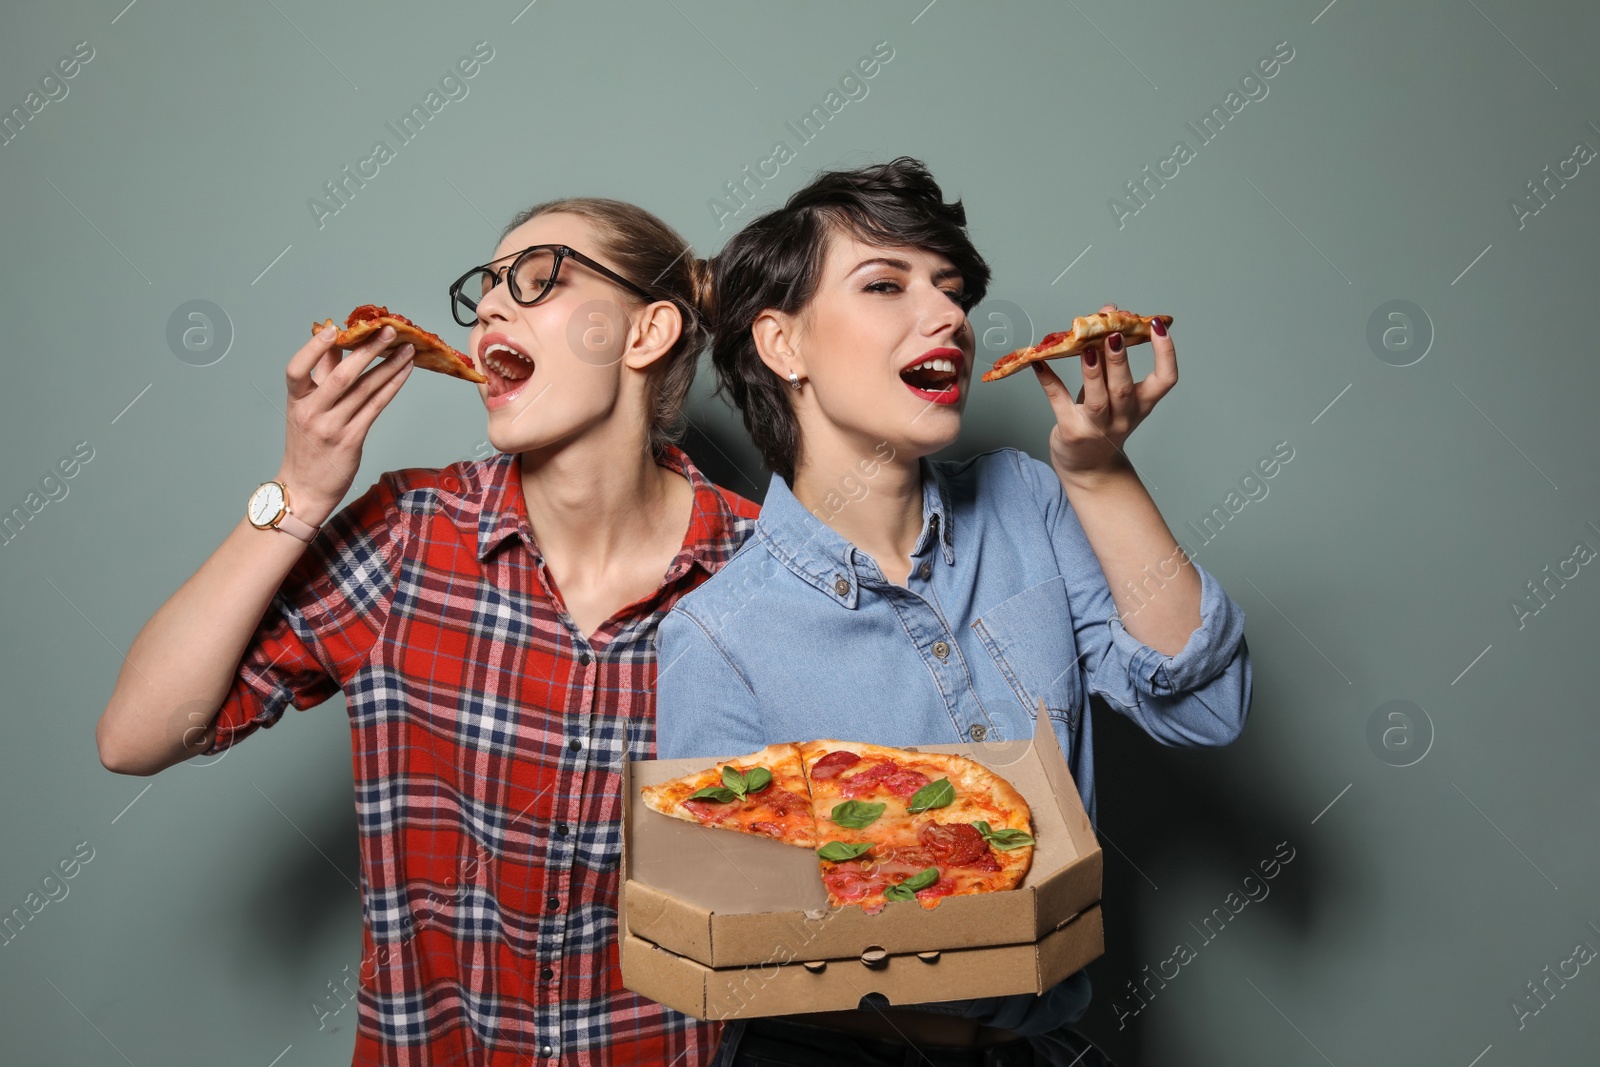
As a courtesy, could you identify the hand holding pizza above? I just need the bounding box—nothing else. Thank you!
[1028,303,1177,483]
[277,321,417,527]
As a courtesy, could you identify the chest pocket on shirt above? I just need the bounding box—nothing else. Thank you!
[971,575,1084,734]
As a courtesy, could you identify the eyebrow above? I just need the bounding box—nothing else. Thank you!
[849,256,964,283]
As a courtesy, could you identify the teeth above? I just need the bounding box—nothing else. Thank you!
[482,342,533,380]
[909,358,957,373]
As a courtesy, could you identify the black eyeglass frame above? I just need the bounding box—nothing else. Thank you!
[447,243,683,328]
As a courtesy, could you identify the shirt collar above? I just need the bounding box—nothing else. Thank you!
[755,457,955,609]
[452,444,750,576]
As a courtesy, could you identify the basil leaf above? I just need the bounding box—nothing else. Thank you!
[816,840,873,862]
[885,866,941,901]
[907,777,955,814]
[744,767,773,794]
[972,821,1035,850]
[721,765,747,798]
[830,800,886,830]
[688,786,737,803]
[983,828,1036,851]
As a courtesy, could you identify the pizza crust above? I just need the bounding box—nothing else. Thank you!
[312,303,487,384]
[982,310,1174,382]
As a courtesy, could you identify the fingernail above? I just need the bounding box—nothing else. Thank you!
[399,343,415,358]
[1085,348,1099,369]
[1108,332,1123,353]
[319,324,336,340]
[1152,317,1167,337]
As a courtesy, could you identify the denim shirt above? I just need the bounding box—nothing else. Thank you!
[655,447,1252,1059]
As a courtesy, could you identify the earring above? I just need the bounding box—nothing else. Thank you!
[788,371,802,390]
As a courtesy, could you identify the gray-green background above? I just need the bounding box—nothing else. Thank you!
[3,0,1597,1063]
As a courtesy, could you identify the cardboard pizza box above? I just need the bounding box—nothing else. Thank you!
[620,701,1105,1016]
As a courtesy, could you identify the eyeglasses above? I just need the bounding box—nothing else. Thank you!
[447,243,671,328]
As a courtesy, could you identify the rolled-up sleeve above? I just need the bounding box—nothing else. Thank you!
[1017,451,1252,747]
[204,474,407,755]
[653,606,764,760]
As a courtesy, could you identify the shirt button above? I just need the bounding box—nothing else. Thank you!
[568,739,581,752]
[578,653,592,666]
[932,640,950,661]
[541,966,555,980]
[547,895,561,911]
[918,560,932,580]
[833,576,850,597]
[555,823,569,837]
[541,1045,554,1057]
[969,723,988,741]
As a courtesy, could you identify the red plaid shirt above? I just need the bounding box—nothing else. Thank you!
[205,444,759,1066]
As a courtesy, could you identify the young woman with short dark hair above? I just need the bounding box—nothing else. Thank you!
[658,158,1251,1067]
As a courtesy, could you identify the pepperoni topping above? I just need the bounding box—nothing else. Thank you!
[682,798,732,822]
[809,750,862,780]
[347,304,414,327]
[918,822,991,865]
[747,820,787,839]
[870,845,937,870]
[760,787,812,817]
[1035,330,1070,351]
[821,863,889,903]
[914,874,959,901]
[838,760,899,798]
[880,769,931,800]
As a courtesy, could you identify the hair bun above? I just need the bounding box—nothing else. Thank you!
[689,255,718,331]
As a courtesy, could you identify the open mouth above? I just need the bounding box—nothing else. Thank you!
[482,341,535,398]
[899,352,962,401]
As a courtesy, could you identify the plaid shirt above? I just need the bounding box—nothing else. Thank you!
[205,444,759,1066]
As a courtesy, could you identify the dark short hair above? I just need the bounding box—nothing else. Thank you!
[708,157,992,484]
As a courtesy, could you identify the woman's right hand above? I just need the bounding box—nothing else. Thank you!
[277,323,416,527]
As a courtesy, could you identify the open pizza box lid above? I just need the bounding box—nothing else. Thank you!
[622,702,1104,985]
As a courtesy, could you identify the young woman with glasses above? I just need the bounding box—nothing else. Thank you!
[655,158,1253,1067]
[97,200,759,1066]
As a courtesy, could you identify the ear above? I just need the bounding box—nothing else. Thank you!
[752,308,804,382]
[620,300,685,373]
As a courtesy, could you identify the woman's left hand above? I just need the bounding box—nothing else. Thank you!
[1030,303,1176,482]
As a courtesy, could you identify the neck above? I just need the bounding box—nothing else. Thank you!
[518,427,674,566]
[790,432,924,578]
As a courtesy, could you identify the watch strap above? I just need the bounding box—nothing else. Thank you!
[276,509,319,543]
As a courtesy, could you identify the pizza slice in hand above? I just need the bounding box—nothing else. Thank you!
[982,309,1174,382]
[640,742,819,849]
[311,304,488,384]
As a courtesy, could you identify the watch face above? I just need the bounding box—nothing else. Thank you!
[249,483,285,526]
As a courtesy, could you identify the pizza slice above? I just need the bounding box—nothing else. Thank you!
[640,742,818,849]
[981,309,1174,382]
[799,741,1034,914]
[311,304,488,384]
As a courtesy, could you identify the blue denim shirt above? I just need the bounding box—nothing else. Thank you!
[655,447,1252,1059]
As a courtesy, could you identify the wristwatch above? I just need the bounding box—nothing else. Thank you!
[247,480,320,543]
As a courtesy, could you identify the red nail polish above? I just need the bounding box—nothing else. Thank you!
[1108,332,1123,352]
[1085,348,1099,368]
[1151,317,1167,337]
